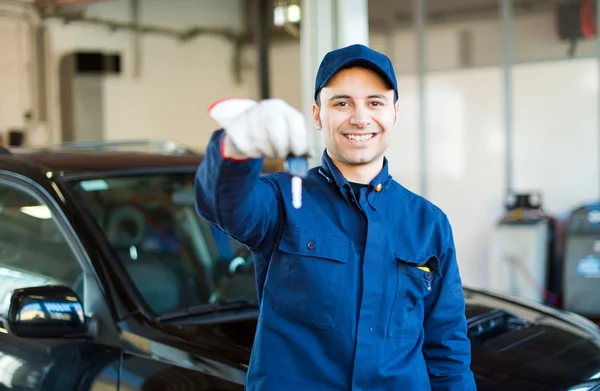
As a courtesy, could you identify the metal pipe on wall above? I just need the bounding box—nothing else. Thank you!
[255,0,271,99]
[414,0,427,197]
[25,8,39,133]
[35,26,47,123]
[500,0,514,197]
[130,0,141,79]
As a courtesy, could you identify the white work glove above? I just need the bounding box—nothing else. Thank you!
[209,98,312,160]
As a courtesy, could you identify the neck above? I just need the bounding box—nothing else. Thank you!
[330,154,384,185]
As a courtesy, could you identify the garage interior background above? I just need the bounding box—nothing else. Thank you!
[0,0,598,303]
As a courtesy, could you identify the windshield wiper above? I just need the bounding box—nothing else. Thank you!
[156,298,259,321]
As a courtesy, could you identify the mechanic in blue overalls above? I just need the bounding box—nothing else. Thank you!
[195,44,476,391]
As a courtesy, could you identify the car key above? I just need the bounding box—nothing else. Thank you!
[284,156,308,209]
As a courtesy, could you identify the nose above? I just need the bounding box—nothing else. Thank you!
[349,106,371,129]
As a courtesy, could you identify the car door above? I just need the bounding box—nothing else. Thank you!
[0,171,120,391]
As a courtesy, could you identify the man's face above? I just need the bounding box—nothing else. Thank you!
[312,66,399,168]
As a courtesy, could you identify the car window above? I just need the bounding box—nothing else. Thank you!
[0,181,85,304]
[70,173,258,315]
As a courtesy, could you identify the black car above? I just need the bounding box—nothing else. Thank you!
[0,141,599,391]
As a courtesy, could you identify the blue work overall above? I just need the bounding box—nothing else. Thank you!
[195,129,477,391]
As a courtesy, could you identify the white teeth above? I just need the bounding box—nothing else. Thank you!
[346,134,373,141]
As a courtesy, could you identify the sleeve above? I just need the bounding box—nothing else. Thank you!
[422,216,478,391]
[194,129,282,251]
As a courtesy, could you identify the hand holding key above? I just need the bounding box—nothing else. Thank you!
[208,98,312,160]
[209,98,312,208]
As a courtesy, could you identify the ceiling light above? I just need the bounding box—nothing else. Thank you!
[273,4,301,26]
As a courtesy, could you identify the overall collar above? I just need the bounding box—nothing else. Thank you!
[318,150,393,209]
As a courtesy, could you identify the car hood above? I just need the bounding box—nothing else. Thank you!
[161,290,600,390]
[464,288,600,390]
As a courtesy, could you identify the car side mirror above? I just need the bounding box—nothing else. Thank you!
[1,285,88,339]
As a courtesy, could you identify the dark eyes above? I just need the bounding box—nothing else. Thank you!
[333,101,383,107]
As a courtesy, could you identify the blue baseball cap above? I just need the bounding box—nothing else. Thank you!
[314,44,398,101]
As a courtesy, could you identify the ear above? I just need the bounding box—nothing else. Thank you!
[312,102,322,130]
[393,100,400,127]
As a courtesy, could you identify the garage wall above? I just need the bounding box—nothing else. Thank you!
[45,0,256,149]
[0,1,35,141]
[270,10,597,109]
[389,60,598,289]
[268,10,599,290]
[384,11,596,73]
[42,4,596,150]
[14,1,598,291]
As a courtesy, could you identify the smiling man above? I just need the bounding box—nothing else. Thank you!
[195,44,477,391]
[313,62,398,185]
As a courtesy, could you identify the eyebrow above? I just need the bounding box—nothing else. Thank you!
[328,94,389,101]
[329,94,352,101]
[367,94,389,101]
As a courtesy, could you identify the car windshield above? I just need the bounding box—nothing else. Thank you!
[70,172,258,315]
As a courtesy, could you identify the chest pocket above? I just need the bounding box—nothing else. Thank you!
[268,226,351,330]
[387,253,440,339]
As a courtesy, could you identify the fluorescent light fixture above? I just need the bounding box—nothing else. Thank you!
[274,4,301,26]
[274,6,286,26]
[20,205,52,219]
[287,5,301,23]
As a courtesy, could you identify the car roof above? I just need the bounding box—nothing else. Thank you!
[0,140,284,180]
[1,141,203,180]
